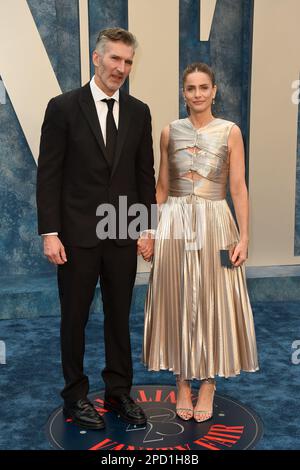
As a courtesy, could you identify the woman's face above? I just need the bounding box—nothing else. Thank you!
[183,71,216,114]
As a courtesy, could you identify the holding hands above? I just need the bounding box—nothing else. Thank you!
[137,231,155,262]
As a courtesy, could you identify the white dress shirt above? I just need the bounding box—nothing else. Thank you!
[42,76,119,236]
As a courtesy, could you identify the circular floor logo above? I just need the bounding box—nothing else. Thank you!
[46,385,263,450]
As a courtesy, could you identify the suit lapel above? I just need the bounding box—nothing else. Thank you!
[110,90,132,180]
[78,83,110,167]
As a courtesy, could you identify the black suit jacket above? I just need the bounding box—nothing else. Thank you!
[36,83,157,247]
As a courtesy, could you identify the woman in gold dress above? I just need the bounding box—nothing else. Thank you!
[141,63,259,422]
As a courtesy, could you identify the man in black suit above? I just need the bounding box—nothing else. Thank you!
[36,28,156,429]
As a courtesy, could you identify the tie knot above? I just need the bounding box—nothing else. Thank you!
[102,98,115,111]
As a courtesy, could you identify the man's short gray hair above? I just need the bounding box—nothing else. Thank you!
[95,27,138,55]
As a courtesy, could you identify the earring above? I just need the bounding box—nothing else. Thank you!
[212,98,215,105]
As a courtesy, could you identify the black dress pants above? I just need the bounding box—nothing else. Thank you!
[57,238,137,403]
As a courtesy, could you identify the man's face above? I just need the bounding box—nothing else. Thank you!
[92,40,134,95]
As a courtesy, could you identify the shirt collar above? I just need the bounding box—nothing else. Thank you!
[90,75,120,103]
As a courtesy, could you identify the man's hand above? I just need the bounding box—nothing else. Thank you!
[43,235,67,265]
[137,235,155,262]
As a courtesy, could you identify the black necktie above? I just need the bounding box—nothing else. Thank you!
[102,98,117,166]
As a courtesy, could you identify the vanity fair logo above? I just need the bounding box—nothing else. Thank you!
[89,390,244,451]
[0,0,218,161]
[46,385,263,450]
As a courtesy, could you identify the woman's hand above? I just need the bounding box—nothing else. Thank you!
[137,236,155,262]
[230,240,248,267]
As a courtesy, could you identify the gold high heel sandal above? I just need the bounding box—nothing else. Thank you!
[194,378,216,423]
[175,377,193,421]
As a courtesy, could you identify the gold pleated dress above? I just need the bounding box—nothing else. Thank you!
[143,117,259,380]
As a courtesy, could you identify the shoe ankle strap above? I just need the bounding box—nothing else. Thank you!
[176,375,191,384]
[201,378,216,385]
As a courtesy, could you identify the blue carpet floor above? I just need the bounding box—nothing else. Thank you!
[0,300,300,450]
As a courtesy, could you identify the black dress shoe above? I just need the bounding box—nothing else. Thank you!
[63,398,105,430]
[104,393,147,425]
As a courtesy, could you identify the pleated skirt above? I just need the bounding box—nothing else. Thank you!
[143,194,259,380]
